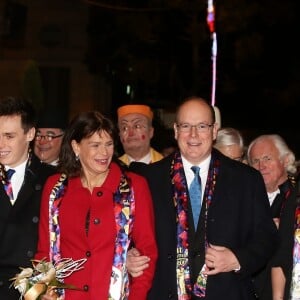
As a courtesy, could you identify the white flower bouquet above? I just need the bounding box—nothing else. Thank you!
[10,257,86,300]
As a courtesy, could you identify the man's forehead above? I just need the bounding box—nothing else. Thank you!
[251,141,277,154]
[119,114,148,123]
[37,128,62,133]
[0,115,23,130]
[0,114,21,122]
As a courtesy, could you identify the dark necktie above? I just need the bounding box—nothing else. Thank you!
[4,169,15,201]
[189,166,202,228]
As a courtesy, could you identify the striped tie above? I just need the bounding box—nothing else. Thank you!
[4,169,15,201]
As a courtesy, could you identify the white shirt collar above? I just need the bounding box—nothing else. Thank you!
[181,154,211,174]
[127,152,152,164]
[48,159,59,166]
[5,159,27,174]
[267,189,280,206]
[181,154,211,188]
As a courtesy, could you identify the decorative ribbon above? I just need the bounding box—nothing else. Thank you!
[207,0,217,107]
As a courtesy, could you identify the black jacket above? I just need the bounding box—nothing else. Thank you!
[0,154,56,300]
[130,149,278,300]
[253,178,296,300]
[271,177,299,299]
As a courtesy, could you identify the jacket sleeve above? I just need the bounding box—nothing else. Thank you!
[128,173,158,300]
[34,176,57,261]
[231,172,279,278]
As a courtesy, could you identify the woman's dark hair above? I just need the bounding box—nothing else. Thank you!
[58,111,116,177]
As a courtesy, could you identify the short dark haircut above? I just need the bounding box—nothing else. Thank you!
[0,97,36,132]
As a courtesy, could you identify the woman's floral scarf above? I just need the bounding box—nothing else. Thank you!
[48,171,135,300]
[170,150,219,299]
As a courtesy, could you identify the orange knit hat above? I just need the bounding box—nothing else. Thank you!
[117,104,153,120]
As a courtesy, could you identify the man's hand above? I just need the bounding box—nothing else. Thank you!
[126,248,150,277]
[273,217,280,229]
[203,244,240,275]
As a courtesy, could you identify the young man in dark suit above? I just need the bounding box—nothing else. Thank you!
[127,97,278,300]
[0,97,56,299]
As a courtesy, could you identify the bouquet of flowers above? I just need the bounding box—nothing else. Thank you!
[10,257,86,300]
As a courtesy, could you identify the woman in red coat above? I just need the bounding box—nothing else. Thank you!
[35,111,157,300]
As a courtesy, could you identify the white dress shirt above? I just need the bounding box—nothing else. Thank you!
[182,154,211,204]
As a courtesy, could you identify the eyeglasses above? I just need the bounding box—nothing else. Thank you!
[120,124,147,134]
[251,156,273,166]
[35,133,64,141]
[176,123,214,133]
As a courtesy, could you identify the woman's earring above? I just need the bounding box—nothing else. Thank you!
[75,154,79,161]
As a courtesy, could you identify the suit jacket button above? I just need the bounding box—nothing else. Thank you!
[167,253,174,259]
[97,191,103,197]
[35,184,42,191]
[86,251,91,257]
[32,216,39,223]
[83,285,89,291]
[27,250,34,258]
[93,218,100,225]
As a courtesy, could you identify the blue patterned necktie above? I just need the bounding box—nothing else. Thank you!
[189,166,202,228]
[4,169,15,201]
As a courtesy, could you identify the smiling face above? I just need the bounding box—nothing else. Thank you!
[174,99,218,165]
[71,130,114,177]
[34,128,64,164]
[0,115,35,167]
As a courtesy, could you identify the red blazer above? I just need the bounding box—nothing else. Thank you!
[36,162,157,300]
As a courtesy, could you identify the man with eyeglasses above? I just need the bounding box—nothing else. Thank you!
[247,134,298,299]
[126,97,278,300]
[34,109,67,166]
[117,104,163,165]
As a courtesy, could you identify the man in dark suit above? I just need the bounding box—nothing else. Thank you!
[127,97,278,299]
[0,97,56,299]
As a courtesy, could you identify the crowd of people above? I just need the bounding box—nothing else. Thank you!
[0,95,299,300]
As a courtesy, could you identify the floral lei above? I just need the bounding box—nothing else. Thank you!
[49,170,135,300]
[170,150,219,299]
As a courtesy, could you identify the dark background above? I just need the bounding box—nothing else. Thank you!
[2,0,299,155]
[84,0,300,155]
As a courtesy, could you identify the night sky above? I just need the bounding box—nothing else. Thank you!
[86,0,300,155]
